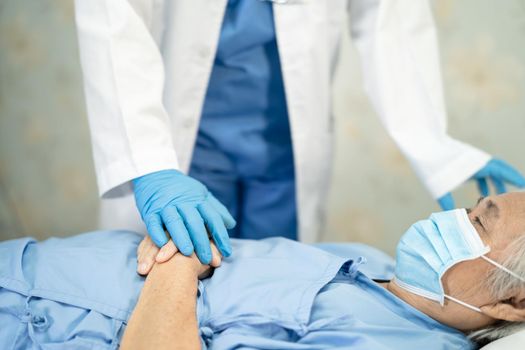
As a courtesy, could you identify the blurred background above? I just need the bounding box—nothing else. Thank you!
[0,0,524,255]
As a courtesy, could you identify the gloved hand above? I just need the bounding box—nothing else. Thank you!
[437,158,525,210]
[132,169,236,264]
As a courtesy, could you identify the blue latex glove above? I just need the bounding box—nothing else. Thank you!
[133,169,236,264]
[437,159,525,210]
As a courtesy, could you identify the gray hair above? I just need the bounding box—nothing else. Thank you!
[468,234,525,346]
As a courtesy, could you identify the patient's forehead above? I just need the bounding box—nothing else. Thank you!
[491,192,525,215]
[470,192,525,215]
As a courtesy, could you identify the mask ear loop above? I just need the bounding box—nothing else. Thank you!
[481,256,525,282]
[444,294,482,313]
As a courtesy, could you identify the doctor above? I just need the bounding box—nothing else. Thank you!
[74,0,525,264]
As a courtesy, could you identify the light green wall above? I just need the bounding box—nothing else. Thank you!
[325,0,525,255]
[0,0,98,240]
[1,1,524,255]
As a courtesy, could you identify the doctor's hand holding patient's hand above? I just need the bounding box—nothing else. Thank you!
[133,169,236,264]
[438,158,525,210]
[136,234,223,276]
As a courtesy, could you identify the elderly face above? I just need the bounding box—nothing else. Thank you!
[441,192,525,330]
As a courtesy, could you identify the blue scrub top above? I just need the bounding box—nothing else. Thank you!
[194,0,293,179]
[190,0,297,240]
[0,232,473,349]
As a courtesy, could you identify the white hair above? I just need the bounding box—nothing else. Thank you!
[468,234,525,346]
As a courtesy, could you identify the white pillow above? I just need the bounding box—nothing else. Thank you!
[481,328,525,350]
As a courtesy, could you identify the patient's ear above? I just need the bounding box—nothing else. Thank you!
[481,292,525,322]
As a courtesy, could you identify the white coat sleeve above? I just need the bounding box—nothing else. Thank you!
[348,0,491,199]
[74,0,179,198]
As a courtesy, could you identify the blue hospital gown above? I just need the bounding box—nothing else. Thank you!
[0,231,473,349]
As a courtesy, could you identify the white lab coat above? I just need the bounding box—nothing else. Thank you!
[74,0,490,243]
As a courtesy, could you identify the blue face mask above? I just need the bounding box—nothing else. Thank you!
[394,209,525,313]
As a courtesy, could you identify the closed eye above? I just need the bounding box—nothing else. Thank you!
[474,216,485,231]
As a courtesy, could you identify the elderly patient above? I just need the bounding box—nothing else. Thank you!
[1,193,525,349]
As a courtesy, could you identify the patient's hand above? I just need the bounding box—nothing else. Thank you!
[137,235,222,275]
[124,236,216,350]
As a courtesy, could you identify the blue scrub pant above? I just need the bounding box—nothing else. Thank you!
[189,147,297,240]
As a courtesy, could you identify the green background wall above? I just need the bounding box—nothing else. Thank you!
[1,0,524,255]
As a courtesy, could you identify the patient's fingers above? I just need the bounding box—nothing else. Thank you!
[137,235,153,262]
[138,235,221,275]
[209,242,222,268]
[156,240,178,263]
[137,238,148,267]
[137,239,145,261]
[137,235,154,263]
[137,237,160,275]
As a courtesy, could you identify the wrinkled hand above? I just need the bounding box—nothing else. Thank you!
[137,234,222,276]
[438,158,525,210]
[133,169,236,264]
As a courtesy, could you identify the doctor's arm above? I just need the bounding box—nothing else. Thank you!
[74,0,234,262]
[347,0,525,208]
[74,0,178,197]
